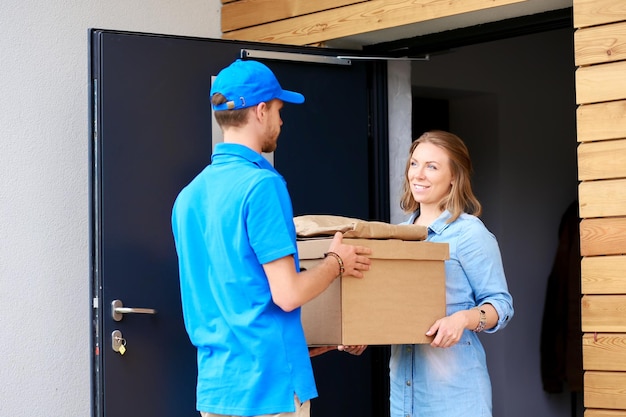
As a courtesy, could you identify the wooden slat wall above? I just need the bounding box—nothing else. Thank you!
[220,0,526,45]
[574,1,626,415]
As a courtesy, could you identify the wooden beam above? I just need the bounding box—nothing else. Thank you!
[577,101,626,143]
[575,21,626,67]
[578,140,626,181]
[585,371,626,409]
[579,179,626,218]
[582,295,626,332]
[222,0,528,45]
[583,256,626,294]
[584,333,626,371]
[574,0,626,29]
[585,409,626,417]
[576,60,626,105]
[222,0,366,32]
[580,217,626,257]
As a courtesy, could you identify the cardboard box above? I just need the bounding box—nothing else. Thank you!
[298,238,449,346]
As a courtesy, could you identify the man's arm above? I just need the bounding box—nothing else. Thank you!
[263,232,371,312]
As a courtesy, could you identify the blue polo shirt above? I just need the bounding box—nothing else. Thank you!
[171,143,317,415]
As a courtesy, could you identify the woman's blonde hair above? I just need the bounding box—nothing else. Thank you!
[400,130,482,222]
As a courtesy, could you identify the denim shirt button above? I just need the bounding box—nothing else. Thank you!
[406,380,411,386]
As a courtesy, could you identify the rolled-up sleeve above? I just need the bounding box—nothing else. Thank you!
[457,220,514,333]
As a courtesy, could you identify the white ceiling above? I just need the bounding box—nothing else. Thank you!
[326,0,572,49]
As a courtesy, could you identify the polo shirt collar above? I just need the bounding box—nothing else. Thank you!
[212,142,278,173]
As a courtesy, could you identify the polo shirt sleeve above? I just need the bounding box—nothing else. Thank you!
[246,173,297,265]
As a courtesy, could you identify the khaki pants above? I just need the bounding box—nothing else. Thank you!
[200,396,310,417]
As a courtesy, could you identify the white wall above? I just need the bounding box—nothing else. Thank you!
[0,2,221,416]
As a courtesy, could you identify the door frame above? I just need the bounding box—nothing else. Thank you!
[364,8,573,57]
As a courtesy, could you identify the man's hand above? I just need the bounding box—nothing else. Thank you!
[338,345,367,355]
[308,345,368,357]
[308,346,337,357]
[327,232,372,278]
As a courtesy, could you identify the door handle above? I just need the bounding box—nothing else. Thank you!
[111,299,157,321]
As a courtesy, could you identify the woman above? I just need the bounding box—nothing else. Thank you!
[390,130,514,417]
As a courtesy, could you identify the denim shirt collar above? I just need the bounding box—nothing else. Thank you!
[408,209,455,236]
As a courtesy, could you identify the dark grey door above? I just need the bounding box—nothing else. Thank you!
[89,29,389,417]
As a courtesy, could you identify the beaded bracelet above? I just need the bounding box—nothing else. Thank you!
[323,251,345,279]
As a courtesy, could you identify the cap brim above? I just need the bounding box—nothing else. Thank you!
[278,90,305,104]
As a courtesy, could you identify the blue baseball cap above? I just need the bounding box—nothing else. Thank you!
[210,59,305,111]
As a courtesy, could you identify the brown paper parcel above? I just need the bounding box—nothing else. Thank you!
[298,237,448,346]
[294,214,428,241]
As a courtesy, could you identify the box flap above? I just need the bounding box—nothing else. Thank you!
[297,238,449,261]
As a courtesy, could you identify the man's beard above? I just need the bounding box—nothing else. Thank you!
[261,140,277,154]
[261,128,279,153]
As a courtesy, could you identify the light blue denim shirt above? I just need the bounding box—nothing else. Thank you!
[389,210,514,417]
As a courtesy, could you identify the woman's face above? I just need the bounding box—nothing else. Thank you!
[407,142,453,209]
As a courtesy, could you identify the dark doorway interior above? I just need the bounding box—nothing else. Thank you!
[365,7,581,417]
[412,96,449,138]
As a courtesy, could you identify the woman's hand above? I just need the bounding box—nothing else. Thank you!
[426,310,469,348]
